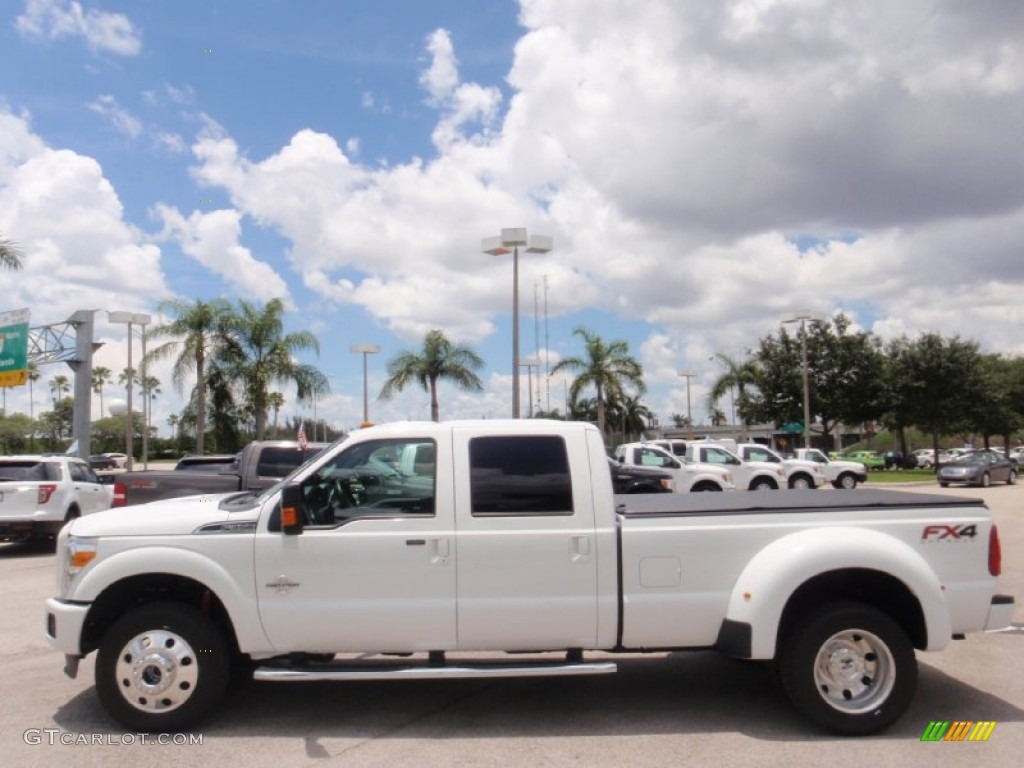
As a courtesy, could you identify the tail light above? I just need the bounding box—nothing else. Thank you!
[112,482,127,507]
[989,525,1002,576]
[37,484,57,504]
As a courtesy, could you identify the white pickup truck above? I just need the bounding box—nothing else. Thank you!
[793,448,869,489]
[45,420,1013,736]
[613,442,734,492]
[737,443,827,490]
[685,442,788,491]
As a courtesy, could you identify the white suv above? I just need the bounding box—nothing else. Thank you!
[0,456,118,543]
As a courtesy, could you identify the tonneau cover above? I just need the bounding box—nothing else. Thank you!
[616,488,985,517]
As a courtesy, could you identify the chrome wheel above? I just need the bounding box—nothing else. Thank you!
[813,628,895,715]
[115,628,199,714]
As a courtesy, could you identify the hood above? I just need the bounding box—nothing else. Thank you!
[830,459,867,472]
[68,493,256,537]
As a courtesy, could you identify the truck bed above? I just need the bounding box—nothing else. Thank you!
[616,488,985,516]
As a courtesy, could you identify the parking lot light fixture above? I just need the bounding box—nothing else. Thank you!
[483,229,552,418]
[782,311,819,449]
[350,343,381,426]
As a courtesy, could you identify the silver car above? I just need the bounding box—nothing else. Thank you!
[937,450,1016,488]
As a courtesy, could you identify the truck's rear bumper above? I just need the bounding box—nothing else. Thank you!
[985,594,1015,631]
[44,597,90,658]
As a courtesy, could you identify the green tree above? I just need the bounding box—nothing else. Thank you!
[609,394,652,443]
[886,333,984,460]
[267,391,285,436]
[92,366,113,418]
[144,297,233,454]
[970,354,1024,449]
[49,375,71,402]
[217,298,326,440]
[0,235,22,270]
[379,329,484,422]
[551,327,645,439]
[708,353,761,439]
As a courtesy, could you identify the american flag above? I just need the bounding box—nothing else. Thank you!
[297,421,308,451]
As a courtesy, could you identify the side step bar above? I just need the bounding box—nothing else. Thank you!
[254,661,617,682]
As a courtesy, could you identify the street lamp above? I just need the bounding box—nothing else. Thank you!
[677,371,696,427]
[108,311,151,471]
[782,311,817,449]
[521,357,541,418]
[483,228,553,418]
[350,343,381,426]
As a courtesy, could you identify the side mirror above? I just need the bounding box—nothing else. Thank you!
[280,483,304,536]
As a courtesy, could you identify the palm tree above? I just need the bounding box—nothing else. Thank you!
[551,327,645,439]
[611,394,652,443]
[267,391,285,436]
[708,353,761,440]
[49,375,71,402]
[217,298,325,440]
[92,365,113,417]
[1,235,22,270]
[144,297,233,454]
[379,329,484,422]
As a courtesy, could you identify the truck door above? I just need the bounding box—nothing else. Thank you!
[452,429,599,650]
[253,435,456,653]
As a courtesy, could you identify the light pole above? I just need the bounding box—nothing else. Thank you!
[108,311,151,470]
[677,371,696,427]
[483,228,552,418]
[783,311,816,449]
[350,343,380,426]
[522,357,541,418]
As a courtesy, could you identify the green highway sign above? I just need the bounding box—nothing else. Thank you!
[780,421,804,433]
[0,308,30,388]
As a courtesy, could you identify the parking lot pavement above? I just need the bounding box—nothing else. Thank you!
[2,485,1022,767]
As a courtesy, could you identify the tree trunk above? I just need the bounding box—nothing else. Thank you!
[429,376,440,422]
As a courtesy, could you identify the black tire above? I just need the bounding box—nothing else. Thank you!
[980,472,991,488]
[939,481,949,488]
[788,474,813,490]
[750,478,778,491]
[96,602,229,732]
[690,482,722,492]
[777,601,917,736]
[1009,470,1017,486]
[834,473,858,490]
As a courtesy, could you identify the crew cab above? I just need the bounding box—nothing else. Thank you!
[736,443,826,490]
[45,421,1013,736]
[0,455,122,543]
[614,442,734,492]
[793,448,869,489]
[685,442,787,491]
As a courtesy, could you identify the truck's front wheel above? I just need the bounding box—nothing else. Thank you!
[777,602,917,735]
[96,602,229,732]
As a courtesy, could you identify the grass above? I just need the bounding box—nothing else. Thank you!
[864,469,937,484]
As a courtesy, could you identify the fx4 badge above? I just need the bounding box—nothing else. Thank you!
[921,524,978,541]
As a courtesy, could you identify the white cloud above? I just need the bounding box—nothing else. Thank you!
[153,131,186,154]
[87,94,141,138]
[154,205,292,305]
[15,0,142,56]
[0,109,167,329]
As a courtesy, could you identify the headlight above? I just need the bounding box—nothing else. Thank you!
[60,536,99,597]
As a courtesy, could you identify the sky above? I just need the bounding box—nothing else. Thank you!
[2,0,1024,437]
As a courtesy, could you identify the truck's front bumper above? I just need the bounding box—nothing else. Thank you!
[985,594,1016,631]
[44,597,90,662]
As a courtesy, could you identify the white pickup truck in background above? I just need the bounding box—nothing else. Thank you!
[737,443,827,489]
[45,420,1013,736]
[685,441,788,490]
[613,442,734,492]
[792,448,869,489]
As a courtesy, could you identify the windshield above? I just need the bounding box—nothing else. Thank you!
[258,433,352,501]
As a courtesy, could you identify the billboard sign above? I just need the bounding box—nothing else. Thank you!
[0,308,30,387]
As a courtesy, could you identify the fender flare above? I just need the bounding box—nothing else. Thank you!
[72,545,269,652]
[721,526,950,659]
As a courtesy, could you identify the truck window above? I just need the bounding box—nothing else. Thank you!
[469,435,573,516]
[703,447,741,466]
[298,438,436,526]
[637,447,676,468]
[257,447,323,479]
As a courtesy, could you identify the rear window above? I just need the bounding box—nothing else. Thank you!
[469,435,573,516]
[256,447,324,478]
[0,461,61,482]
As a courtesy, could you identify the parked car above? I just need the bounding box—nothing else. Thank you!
[842,450,885,471]
[88,454,117,471]
[937,449,1017,488]
[912,449,936,468]
[102,453,128,469]
[882,451,917,470]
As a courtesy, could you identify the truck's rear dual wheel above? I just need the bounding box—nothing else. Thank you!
[96,602,229,732]
[777,602,917,735]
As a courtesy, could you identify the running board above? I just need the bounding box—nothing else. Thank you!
[254,661,617,682]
